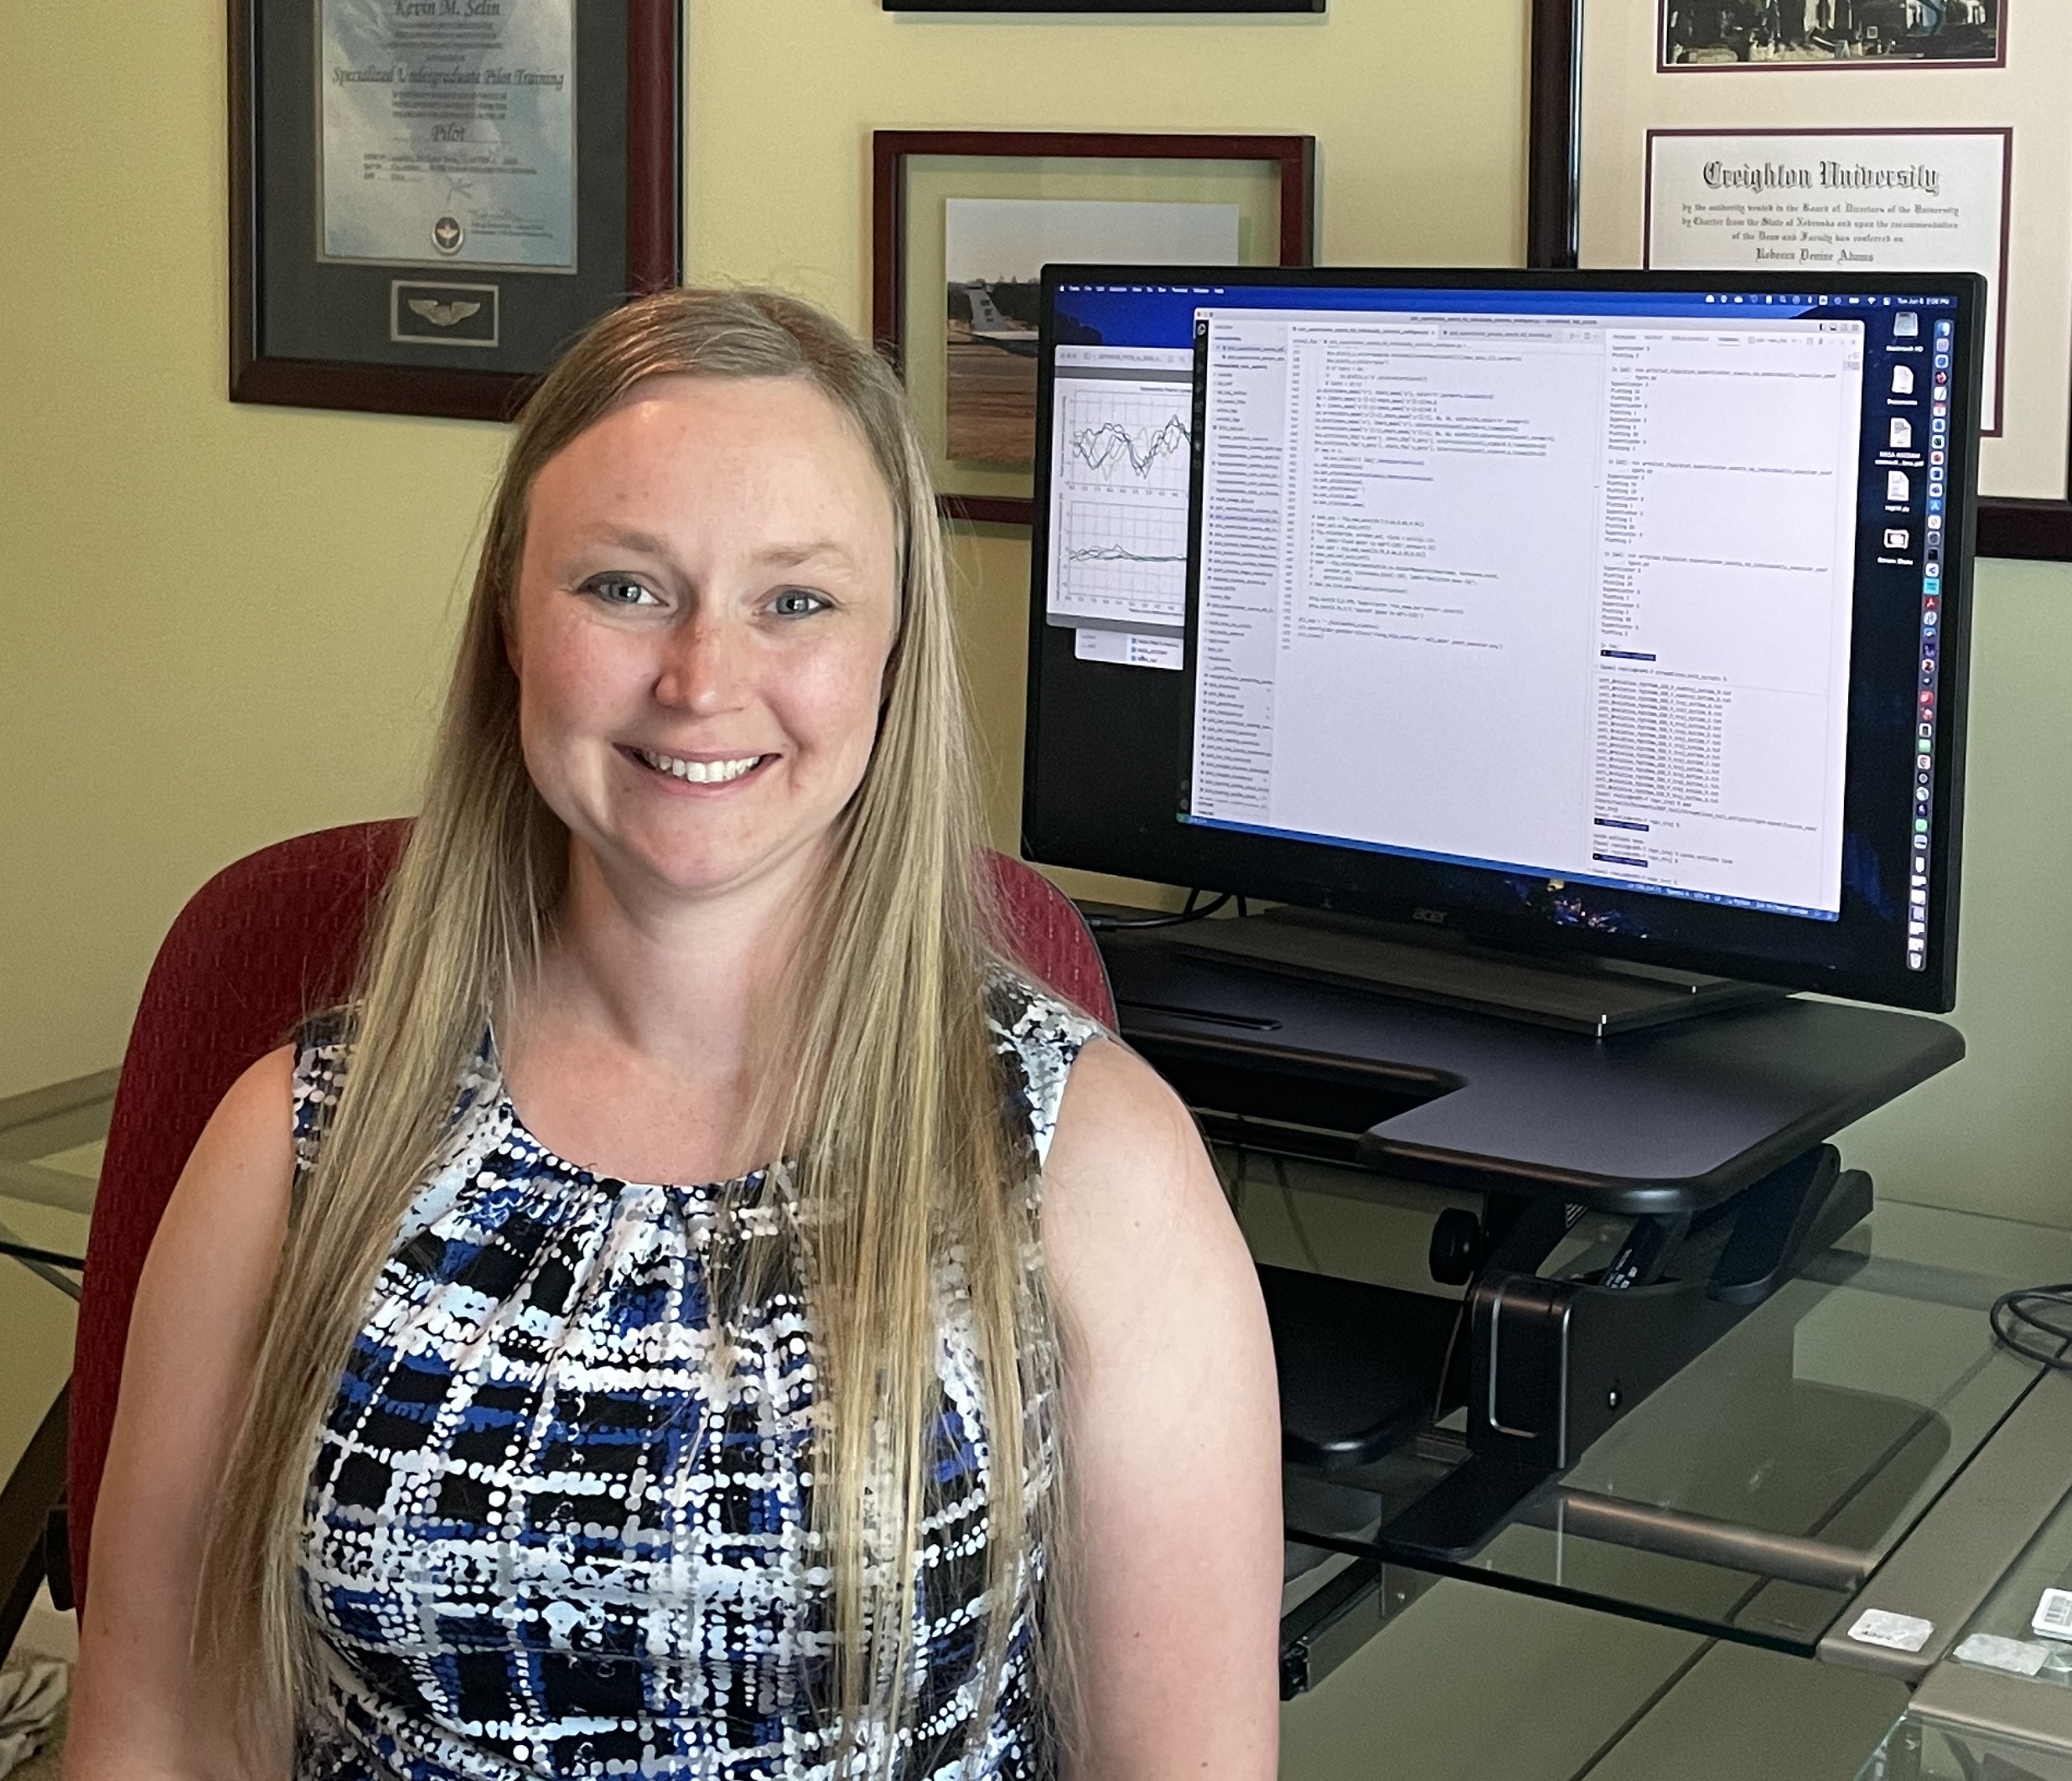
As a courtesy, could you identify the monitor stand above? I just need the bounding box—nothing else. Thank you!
[1095,915,1964,1563]
[1172,906,1787,1038]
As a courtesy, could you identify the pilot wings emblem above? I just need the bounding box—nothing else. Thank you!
[407,298,483,328]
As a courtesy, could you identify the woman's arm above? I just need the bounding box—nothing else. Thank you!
[64,1046,299,1781]
[1040,1038,1282,1781]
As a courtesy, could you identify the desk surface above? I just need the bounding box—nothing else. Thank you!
[0,1069,108,1280]
[1273,1191,2070,1660]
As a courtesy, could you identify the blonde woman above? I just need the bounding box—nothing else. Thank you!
[67,288,1282,1781]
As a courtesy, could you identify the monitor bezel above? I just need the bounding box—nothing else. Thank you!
[1022,263,1982,1013]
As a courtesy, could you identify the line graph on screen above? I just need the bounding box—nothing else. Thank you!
[1059,499,1188,621]
[1059,385,1193,494]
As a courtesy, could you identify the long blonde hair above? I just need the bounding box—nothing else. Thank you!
[201,288,1064,1771]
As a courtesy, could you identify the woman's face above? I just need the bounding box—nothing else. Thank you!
[509,373,901,911]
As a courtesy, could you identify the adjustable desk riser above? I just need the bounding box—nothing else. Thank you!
[1097,929,1966,1567]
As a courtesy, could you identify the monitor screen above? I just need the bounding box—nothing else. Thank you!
[1023,267,1982,1011]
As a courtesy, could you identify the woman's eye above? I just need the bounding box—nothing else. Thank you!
[769,588,829,619]
[584,576,660,608]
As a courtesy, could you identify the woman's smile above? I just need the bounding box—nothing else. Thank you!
[625,744,774,787]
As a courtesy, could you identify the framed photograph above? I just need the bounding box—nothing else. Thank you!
[885,1,1321,10]
[231,0,682,422]
[872,130,1316,525]
[1660,1,2003,70]
[1529,0,2072,560]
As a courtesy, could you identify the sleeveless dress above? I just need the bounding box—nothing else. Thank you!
[289,976,1098,1781]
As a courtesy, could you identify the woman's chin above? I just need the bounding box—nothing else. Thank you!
[572,828,828,912]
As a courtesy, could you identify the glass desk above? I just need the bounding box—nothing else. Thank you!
[0,1069,114,1297]
[1282,1199,2072,1674]
[0,1069,111,1630]
[1858,1718,2072,1779]
[1934,1470,2072,1694]
[1842,1468,2072,1773]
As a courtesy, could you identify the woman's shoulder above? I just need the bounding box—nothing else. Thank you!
[983,966,1226,1239]
[1035,1017,1258,1352]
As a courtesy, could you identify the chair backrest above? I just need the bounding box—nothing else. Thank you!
[68,821,1113,1610]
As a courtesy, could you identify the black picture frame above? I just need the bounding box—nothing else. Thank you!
[885,2,1321,12]
[1526,0,2072,562]
[230,0,682,422]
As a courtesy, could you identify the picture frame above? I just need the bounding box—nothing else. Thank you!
[872,129,1316,525]
[1527,0,2072,562]
[884,1,1320,11]
[230,0,682,423]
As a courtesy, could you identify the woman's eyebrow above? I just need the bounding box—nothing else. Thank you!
[756,539,858,570]
[574,523,676,559]
[562,529,857,570]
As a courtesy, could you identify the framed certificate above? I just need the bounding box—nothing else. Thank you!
[231,0,682,422]
[1528,0,2072,561]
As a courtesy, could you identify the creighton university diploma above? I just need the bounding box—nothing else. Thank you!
[1646,131,2010,432]
[319,0,577,271]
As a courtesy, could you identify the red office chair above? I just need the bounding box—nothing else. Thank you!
[65,821,1115,1616]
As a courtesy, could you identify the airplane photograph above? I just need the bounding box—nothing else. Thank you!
[940,195,1238,464]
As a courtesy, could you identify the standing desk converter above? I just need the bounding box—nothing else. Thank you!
[1093,926,2072,1709]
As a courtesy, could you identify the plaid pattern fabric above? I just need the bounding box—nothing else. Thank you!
[291,979,1096,1781]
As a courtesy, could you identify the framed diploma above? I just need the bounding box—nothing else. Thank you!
[231,0,682,422]
[1529,0,2072,560]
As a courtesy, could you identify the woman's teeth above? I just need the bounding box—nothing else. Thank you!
[638,749,763,784]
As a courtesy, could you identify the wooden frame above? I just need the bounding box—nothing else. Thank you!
[885,0,1321,10]
[230,0,682,422]
[872,129,1316,525]
[1527,0,2072,562]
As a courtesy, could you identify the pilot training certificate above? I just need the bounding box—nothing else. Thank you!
[319,0,577,272]
[1645,130,2011,431]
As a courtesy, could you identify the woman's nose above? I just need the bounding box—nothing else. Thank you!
[653,614,748,713]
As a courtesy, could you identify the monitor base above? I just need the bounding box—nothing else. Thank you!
[1173,906,1788,1038]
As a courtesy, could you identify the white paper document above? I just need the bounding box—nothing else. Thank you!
[319,0,578,271]
[1645,130,2008,430]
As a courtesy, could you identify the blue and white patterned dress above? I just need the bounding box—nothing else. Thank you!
[289,976,1097,1781]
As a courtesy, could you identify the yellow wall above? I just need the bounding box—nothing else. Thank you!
[4,2,2069,1223]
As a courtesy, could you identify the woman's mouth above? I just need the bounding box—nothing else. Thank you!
[630,746,769,784]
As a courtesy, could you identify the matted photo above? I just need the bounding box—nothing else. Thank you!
[942,198,1238,464]
[1661,1,2003,70]
[873,131,1315,525]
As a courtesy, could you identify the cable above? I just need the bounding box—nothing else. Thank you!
[1271,1154,1327,1276]
[1434,1291,1470,1422]
[1080,888,1235,932]
[1988,1285,2072,1372]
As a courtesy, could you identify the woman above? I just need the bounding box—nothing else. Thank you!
[66,288,1282,1781]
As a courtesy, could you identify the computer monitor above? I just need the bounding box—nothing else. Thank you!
[1023,267,1983,1012]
